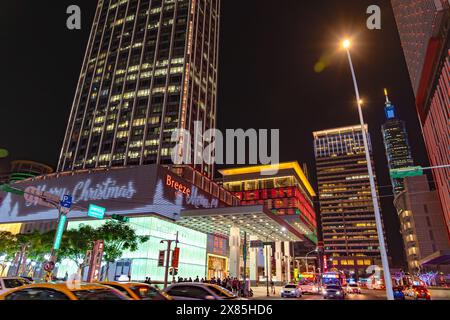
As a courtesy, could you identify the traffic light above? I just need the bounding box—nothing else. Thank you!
[111,214,130,223]
[169,267,178,276]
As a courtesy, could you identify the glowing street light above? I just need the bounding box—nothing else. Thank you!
[342,39,351,49]
[341,38,394,300]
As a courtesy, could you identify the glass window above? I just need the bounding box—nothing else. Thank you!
[206,285,236,299]
[72,289,128,300]
[167,286,210,299]
[130,285,167,300]
[105,284,133,298]
[5,288,70,300]
[3,278,31,288]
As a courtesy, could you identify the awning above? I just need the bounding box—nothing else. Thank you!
[420,250,450,266]
[177,205,315,245]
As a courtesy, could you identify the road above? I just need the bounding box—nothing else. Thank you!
[249,287,450,300]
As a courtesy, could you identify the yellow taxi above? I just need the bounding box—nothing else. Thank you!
[0,282,130,300]
[99,281,172,300]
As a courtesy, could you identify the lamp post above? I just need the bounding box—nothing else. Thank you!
[342,39,394,300]
[305,249,318,273]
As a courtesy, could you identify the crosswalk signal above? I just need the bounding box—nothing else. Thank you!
[169,267,178,276]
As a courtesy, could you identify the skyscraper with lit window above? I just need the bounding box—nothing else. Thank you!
[58,0,220,178]
[391,0,450,234]
[381,90,415,195]
[313,125,384,274]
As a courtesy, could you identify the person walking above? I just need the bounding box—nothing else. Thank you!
[270,279,275,294]
[194,276,199,282]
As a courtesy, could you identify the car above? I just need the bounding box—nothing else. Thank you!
[164,283,241,300]
[99,281,172,300]
[0,283,131,300]
[281,284,302,298]
[393,286,405,300]
[322,285,346,300]
[345,283,362,294]
[404,285,431,300]
[298,282,319,294]
[0,277,33,295]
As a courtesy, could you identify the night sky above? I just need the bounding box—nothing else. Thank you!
[0,1,432,268]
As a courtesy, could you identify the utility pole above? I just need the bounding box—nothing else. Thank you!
[343,39,394,300]
[243,232,247,296]
[171,232,179,284]
[161,233,179,289]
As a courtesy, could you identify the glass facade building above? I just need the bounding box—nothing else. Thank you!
[392,0,450,233]
[313,125,384,272]
[58,0,221,178]
[381,92,415,195]
[56,216,207,281]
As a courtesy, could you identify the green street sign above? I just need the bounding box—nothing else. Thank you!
[390,166,423,179]
[88,204,106,219]
[111,214,130,223]
[53,215,67,250]
[0,184,24,196]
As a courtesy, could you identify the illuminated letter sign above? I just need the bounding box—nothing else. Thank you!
[166,175,191,196]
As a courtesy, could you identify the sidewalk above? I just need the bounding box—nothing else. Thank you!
[251,285,283,299]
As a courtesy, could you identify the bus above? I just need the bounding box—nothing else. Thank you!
[322,271,347,287]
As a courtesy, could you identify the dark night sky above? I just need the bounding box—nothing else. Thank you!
[0,1,432,267]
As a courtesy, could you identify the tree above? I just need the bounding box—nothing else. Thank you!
[96,221,149,280]
[0,231,18,275]
[17,231,53,263]
[58,224,97,274]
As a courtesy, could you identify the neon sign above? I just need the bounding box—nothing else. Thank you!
[166,174,191,196]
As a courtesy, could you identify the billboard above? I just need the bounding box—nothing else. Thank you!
[0,165,221,224]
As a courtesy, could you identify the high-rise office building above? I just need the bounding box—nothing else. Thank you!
[58,0,221,178]
[394,175,450,273]
[381,90,415,195]
[313,125,384,274]
[392,0,450,232]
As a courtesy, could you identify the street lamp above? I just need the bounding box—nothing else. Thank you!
[341,39,394,300]
[305,249,318,273]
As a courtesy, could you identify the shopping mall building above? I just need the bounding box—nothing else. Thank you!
[0,163,317,283]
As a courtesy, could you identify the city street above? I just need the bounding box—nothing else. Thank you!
[249,287,450,300]
[250,287,386,300]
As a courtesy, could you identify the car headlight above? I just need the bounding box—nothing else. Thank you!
[336,291,342,295]
[322,289,327,294]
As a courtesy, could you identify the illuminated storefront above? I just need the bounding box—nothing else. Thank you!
[56,217,208,281]
[219,162,317,245]
[207,254,228,280]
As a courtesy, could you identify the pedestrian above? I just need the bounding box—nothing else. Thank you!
[232,278,238,294]
[188,277,193,282]
[270,280,275,294]
[194,276,200,282]
[201,278,205,283]
[217,278,222,286]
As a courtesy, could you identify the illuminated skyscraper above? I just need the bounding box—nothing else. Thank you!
[313,125,384,274]
[391,0,450,233]
[381,90,414,195]
[58,0,221,178]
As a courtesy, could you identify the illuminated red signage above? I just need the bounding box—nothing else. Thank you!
[166,174,191,196]
[172,247,180,268]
